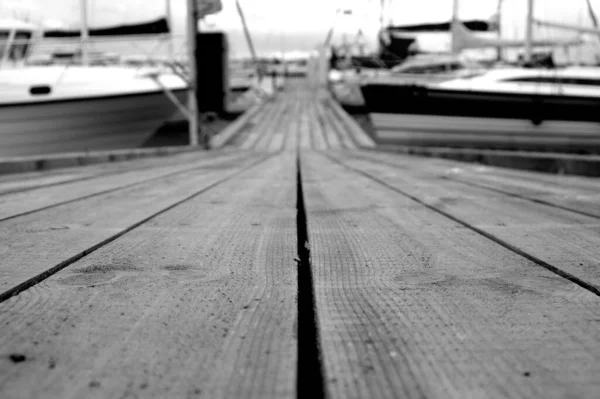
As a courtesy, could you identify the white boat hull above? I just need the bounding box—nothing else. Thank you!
[372,113,600,150]
[0,89,187,157]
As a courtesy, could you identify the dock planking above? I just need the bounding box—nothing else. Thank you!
[0,150,229,197]
[1,79,600,398]
[0,150,253,222]
[301,151,600,399]
[361,149,600,219]
[0,153,297,399]
[327,150,600,294]
[0,152,270,298]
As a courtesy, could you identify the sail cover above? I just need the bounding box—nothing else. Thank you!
[197,0,223,18]
[387,19,498,33]
[43,17,169,37]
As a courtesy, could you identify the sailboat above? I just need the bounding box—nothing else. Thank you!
[0,1,190,157]
[359,0,600,151]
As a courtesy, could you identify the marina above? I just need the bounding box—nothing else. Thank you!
[0,80,600,398]
[2,0,600,397]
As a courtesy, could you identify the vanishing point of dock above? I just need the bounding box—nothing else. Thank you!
[1,80,600,399]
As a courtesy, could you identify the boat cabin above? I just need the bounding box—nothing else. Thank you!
[0,19,38,65]
[390,54,485,77]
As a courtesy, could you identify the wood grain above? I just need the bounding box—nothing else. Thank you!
[0,153,297,399]
[0,150,249,221]
[330,150,600,293]
[0,150,227,197]
[314,99,342,150]
[359,150,600,219]
[0,152,268,295]
[301,151,600,399]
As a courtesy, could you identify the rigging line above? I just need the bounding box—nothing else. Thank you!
[586,0,599,28]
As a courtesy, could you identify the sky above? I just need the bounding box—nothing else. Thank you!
[1,0,600,58]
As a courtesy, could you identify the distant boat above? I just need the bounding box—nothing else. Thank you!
[361,67,600,151]
[359,0,600,151]
[0,16,187,157]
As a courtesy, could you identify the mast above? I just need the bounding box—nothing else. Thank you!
[524,0,534,63]
[496,0,503,61]
[186,0,199,147]
[451,0,460,54]
[166,0,174,59]
[235,0,262,82]
[80,0,90,66]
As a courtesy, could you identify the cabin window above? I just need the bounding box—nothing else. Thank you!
[0,30,32,61]
[0,31,8,58]
[10,31,32,60]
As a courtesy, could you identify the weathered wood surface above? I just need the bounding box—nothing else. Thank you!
[1,80,600,399]
[0,150,227,196]
[0,153,297,399]
[0,150,249,221]
[0,152,269,297]
[361,149,600,219]
[302,151,600,399]
[328,150,600,294]
[229,85,370,152]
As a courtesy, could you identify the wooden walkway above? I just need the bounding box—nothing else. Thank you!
[1,82,600,399]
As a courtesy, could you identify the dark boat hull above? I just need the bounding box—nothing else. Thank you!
[360,83,600,151]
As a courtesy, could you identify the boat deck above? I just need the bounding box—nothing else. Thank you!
[1,80,600,399]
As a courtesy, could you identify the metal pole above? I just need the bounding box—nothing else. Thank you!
[525,0,534,63]
[236,0,262,83]
[166,0,174,59]
[186,0,199,147]
[451,0,460,54]
[496,0,503,61]
[80,0,90,66]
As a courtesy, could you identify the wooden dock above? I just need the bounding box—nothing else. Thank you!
[1,81,600,399]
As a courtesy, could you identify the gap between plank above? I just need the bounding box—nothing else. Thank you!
[0,154,276,304]
[296,151,328,399]
[0,153,250,224]
[322,152,600,298]
[348,151,600,221]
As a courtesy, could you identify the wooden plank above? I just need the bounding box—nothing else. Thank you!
[253,100,289,151]
[308,102,329,151]
[323,106,356,149]
[329,150,600,294]
[0,150,246,222]
[301,151,600,399]
[0,150,221,196]
[0,153,297,399]
[310,104,327,150]
[267,100,292,152]
[359,150,600,218]
[0,152,268,296]
[0,146,203,175]
[239,100,281,150]
[326,97,375,148]
[299,102,312,150]
[210,102,264,149]
[315,100,342,150]
[284,101,301,151]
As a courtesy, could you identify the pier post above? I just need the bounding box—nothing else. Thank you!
[187,0,200,147]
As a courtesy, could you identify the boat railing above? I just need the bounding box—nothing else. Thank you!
[0,33,190,69]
